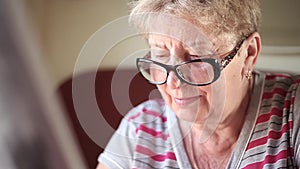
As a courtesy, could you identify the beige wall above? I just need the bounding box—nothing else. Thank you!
[27,0,300,87]
[260,0,300,45]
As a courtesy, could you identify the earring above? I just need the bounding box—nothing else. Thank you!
[245,70,252,80]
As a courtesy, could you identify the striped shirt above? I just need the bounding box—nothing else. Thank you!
[98,71,300,169]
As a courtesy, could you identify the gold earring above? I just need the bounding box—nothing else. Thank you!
[245,70,252,80]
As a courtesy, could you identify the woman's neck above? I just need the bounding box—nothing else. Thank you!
[190,121,240,155]
[182,75,255,155]
[181,74,255,169]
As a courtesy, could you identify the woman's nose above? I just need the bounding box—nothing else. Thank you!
[166,71,181,89]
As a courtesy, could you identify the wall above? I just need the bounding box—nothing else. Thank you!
[260,0,300,46]
[257,0,300,73]
[26,0,300,86]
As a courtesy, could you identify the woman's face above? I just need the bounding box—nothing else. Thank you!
[147,33,246,125]
[148,34,213,123]
[142,13,253,127]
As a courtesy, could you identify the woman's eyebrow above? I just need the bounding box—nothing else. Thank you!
[150,43,167,49]
[148,40,167,48]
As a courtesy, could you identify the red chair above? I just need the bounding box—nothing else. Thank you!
[58,69,158,168]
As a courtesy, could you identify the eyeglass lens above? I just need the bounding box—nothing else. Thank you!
[178,62,215,84]
[137,60,216,85]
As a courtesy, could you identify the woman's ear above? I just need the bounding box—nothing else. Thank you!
[242,32,261,75]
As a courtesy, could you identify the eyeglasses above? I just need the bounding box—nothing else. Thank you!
[136,37,246,86]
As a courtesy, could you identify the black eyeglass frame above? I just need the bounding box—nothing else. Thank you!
[136,37,246,86]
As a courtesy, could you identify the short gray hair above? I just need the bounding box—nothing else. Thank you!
[128,0,261,41]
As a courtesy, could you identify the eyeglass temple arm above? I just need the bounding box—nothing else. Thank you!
[220,37,247,69]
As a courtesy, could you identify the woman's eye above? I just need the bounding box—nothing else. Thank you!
[186,54,200,61]
[186,53,215,61]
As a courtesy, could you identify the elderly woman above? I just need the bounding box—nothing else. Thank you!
[97,0,300,168]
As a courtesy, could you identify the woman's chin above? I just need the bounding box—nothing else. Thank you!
[171,101,209,123]
[162,93,210,122]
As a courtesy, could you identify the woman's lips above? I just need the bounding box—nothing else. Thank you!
[173,95,201,106]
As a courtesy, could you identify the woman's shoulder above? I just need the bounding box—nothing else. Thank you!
[244,71,300,167]
[257,71,300,109]
[256,71,300,93]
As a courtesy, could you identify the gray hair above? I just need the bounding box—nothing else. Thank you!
[128,0,261,41]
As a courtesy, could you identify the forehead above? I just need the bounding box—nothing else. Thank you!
[146,33,215,56]
[142,13,216,55]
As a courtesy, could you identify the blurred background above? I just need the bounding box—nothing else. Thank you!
[26,0,300,87]
[1,0,299,169]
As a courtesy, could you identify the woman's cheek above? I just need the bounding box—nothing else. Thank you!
[156,85,171,104]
